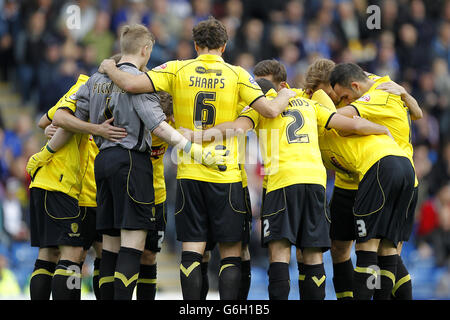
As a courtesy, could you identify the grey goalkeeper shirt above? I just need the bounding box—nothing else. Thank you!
[74,62,165,152]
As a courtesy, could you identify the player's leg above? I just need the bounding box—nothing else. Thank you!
[267,239,291,300]
[353,239,380,300]
[239,244,251,300]
[200,248,212,300]
[218,241,242,300]
[175,179,209,300]
[99,233,120,300]
[374,239,398,300]
[297,184,330,300]
[392,242,412,300]
[92,240,102,300]
[331,240,354,300]
[296,249,304,299]
[373,156,415,300]
[30,247,60,300]
[209,181,246,300]
[239,186,253,300]
[114,229,147,300]
[137,201,167,300]
[329,186,358,300]
[300,248,326,300]
[52,244,84,300]
[29,187,60,300]
[180,241,207,300]
[391,185,418,300]
[137,247,158,300]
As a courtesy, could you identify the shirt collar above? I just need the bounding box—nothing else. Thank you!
[117,62,138,69]
[196,54,224,62]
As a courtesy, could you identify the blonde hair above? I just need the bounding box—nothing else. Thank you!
[120,24,155,55]
[304,58,335,91]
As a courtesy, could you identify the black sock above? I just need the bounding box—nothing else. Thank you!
[391,255,412,300]
[180,251,203,300]
[297,262,304,299]
[30,259,56,300]
[239,260,251,300]
[200,261,209,300]
[268,262,290,300]
[99,250,118,300]
[114,246,142,300]
[219,256,241,300]
[332,259,354,300]
[52,260,81,300]
[301,263,326,300]
[374,254,398,300]
[354,251,378,300]
[136,264,157,300]
[93,258,101,300]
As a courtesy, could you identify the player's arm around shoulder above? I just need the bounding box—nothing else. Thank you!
[99,58,154,94]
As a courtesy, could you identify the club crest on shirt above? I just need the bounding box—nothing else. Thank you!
[154,63,167,70]
[358,94,371,102]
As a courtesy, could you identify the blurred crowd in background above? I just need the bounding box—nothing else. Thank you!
[0,0,449,298]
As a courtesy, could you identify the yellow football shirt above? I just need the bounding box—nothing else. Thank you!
[317,96,407,182]
[30,74,91,200]
[240,89,334,194]
[151,120,175,205]
[146,54,264,184]
[78,138,98,207]
[350,75,418,186]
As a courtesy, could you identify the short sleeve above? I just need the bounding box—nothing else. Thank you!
[314,102,336,129]
[311,89,336,113]
[74,83,91,121]
[350,90,389,119]
[133,93,166,132]
[237,67,265,107]
[238,105,260,129]
[146,61,178,94]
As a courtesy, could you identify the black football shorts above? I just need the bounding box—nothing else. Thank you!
[353,155,415,247]
[30,187,84,248]
[261,183,331,251]
[175,179,246,243]
[94,146,155,236]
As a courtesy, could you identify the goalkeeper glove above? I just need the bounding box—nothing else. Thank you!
[26,144,55,179]
[185,142,229,171]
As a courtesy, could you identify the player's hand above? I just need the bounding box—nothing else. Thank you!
[178,127,194,141]
[376,81,406,97]
[96,117,127,142]
[278,88,297,100]
[26,144,55,178]
[187,142,229,171]
[98,59,116,74]
[44,124,58,139]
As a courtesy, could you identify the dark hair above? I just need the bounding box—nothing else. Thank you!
[253,59,287,84]
[192,17,228,50]
[158,91,173,117]
[256,78,276,94]
[329,63,368,88]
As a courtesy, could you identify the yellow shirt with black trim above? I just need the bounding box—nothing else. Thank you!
[30,74,91,200]
[255,87,332,191]
[318,96,407,182]
[151,119,174,205]
[78,138,98,207]
[350,75,418,186]
[239,89,333,194]
[146,54,264,184]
